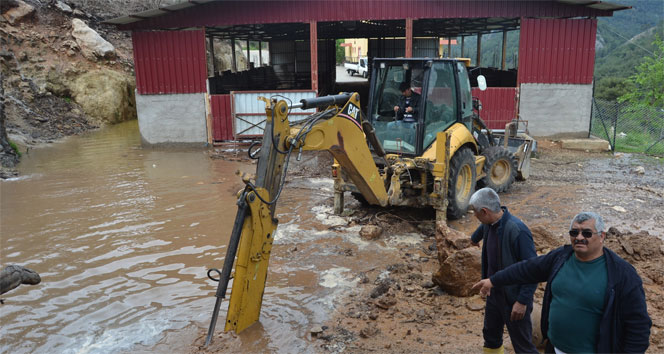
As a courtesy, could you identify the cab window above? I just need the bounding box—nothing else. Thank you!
[422,62,457,149]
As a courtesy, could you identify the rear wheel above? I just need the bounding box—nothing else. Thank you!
[479,146,517,193]
[447,147,476,219]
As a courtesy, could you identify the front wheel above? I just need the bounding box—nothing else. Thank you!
[478,146,517,193]
[447,147,476,219]
[362,71,368,78]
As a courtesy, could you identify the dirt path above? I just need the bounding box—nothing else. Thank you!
[308,141,664,353]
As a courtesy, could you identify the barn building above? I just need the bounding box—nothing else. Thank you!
[106,0,629,145]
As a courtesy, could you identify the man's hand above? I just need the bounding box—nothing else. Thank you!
[510,301,527,322]
[472,278,493,297]
[471,241,480,248]
[394,106,400,112]
[405,107,413,113]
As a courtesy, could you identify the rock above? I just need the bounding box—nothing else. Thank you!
[612,206,627,213]
[71,19,115,60]
[69,68,136,124]
[631,166,645,175]
[359,225,382,240]
[73,9,85,17]
[310,325,324,337]
[375,296,397,309]
[61,40,79,51]
[432,247,482,297]
[435,221,472,252]
[1,265,41,295]
[618,238,634,255]
[2,0,35,25]
[421,280,435,289]
[359,324,380,338]
[55,1,73,14]
[465,295,485,311]
[370,280,390,298]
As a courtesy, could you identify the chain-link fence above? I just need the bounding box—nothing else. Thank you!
[590,98,664,156]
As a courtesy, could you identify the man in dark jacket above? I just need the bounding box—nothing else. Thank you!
[393,81,420,122]
[469,188,538,354]
[473,211,651,353]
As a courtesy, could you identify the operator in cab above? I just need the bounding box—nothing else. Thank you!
[393,81,420,122]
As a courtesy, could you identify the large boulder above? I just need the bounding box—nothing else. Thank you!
[432,222,482,297]
[2,0,35,25]
[433,247,482,297]
[71,19,115,60]
[69,69,136,124]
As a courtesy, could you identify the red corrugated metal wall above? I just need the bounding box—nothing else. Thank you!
[132,30,207,94]
[518,18,597,84]
[472,88,518,129]
[210,94,234,141]
[123,1,611,30]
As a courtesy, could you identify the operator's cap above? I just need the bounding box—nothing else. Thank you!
[399,82,411,92]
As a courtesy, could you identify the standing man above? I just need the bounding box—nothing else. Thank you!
[393,81,420,122]
[473,212,651,353]
[469,188,539,354]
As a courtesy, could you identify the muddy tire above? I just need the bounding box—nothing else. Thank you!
[479,146,517,193]
[447,147,476,219]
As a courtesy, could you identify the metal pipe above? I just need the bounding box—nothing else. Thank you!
[204,191,250,346]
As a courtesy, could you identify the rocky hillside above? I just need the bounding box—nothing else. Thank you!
[0,0,140,178]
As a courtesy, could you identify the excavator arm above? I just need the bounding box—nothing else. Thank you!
[204,93,388,344]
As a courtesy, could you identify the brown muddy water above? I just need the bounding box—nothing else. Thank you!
[0,121,412,353]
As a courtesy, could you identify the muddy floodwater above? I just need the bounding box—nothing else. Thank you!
[0,121,410,353]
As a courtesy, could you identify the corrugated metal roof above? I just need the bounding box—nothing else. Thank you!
[556,0,631,11]
[104,0,216,25]
[103,0,627,29]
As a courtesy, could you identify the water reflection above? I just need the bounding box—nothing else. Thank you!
[0,121,253,353]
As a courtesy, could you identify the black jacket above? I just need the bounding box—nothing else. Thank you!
[491,245,651,353]
[396,92,420,121]
[471,207,537,306]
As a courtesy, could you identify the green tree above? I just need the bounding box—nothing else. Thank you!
[335,39,345,65]
[619,37,664,107]
[594,77,634,101]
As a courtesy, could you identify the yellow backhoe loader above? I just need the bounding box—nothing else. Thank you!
[203,58,535,345]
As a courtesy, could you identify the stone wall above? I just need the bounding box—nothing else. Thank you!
[519,83,593,138]
[135,92,207,145]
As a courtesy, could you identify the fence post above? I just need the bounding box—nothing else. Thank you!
[594,98,614,152]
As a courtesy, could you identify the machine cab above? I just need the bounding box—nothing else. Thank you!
[367,58,474,156]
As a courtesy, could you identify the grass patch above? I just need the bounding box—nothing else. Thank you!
[8,140,22,158]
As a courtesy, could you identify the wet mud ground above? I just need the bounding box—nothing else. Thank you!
[196,140,664,353]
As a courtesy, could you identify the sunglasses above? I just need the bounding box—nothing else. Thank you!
[569,229,599,238]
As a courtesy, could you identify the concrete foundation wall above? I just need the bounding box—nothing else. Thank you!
[519,83,593,138]
[136,92,208,144]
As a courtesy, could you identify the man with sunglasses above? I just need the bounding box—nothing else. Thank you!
[473,212,651,353]
[469,188,539,354]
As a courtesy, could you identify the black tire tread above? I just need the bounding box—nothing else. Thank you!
[479,146,517,193]
[447,147,476,219]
